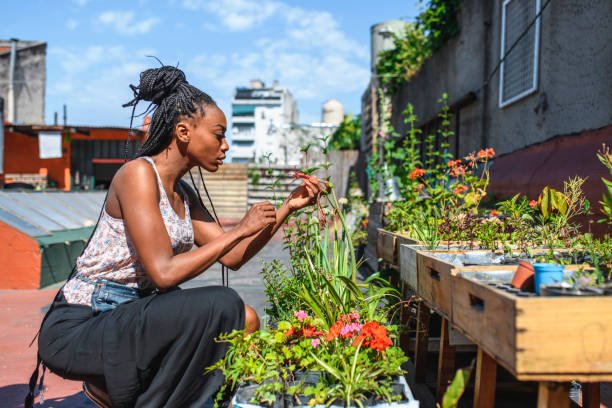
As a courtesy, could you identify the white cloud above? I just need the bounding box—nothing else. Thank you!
[66,19,79,30]
[182,0,369,113]
[47,45,157,125]
[183,0,280,31]
[98,11,161,35]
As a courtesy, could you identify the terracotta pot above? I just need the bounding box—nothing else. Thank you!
[511,261,535,292]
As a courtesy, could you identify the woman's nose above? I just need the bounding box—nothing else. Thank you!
[221,138,229,152]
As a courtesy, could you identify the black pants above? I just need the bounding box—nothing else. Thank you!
[38,286,245,408]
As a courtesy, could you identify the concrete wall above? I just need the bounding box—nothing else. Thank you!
[0,42,46,125]
[390,0,612,157]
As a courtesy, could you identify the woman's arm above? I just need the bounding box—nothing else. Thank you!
[112,160,277,290]
[182,177,323,270]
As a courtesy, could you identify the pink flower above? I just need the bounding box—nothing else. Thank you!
[311,338,320,348]
[294,310,308,322]
[340,323,363,338]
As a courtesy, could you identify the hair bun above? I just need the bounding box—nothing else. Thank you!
[133,66,187,105]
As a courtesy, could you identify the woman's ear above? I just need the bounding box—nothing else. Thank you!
[175,121,190,143]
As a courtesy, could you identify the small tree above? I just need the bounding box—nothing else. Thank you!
[328,114,361,151]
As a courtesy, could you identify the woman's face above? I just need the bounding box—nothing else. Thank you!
[185,105,229,172]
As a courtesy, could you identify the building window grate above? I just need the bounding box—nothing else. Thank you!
[499,0,541,108]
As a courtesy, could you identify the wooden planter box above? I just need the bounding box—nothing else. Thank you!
[413,249,575,321]
[376,228,418,266]
[451,270,612,381]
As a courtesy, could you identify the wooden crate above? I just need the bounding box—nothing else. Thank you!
[376,228,418,265]
[414,248,565,321]
[451,271,612,381]
[399,244,425,290]
[415,250,462,320]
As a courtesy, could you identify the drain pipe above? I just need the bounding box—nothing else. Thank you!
[7,38,18,123]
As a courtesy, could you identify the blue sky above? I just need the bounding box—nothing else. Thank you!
[2,0,419,128]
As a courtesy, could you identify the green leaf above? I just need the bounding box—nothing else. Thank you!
[442,367,473,408]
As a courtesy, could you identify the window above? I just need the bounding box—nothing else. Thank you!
[232,105,255,116]
[232,140,254,147]
[499,0,541,108]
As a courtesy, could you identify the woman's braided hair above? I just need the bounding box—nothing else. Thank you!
[123,65,216,157]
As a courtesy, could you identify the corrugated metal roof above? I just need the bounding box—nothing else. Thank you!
[0,191,106,237]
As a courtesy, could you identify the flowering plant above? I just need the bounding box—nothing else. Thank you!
[208,309,407,407]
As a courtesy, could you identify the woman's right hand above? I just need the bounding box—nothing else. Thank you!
[236,201,277,237]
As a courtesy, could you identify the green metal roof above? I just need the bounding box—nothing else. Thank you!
[36,226,95,247]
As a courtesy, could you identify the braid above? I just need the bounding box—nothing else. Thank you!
[123,65,216,158]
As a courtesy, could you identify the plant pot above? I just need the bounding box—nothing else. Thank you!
[234,384,282,408]
[510,261,535,292]
[292,370,325,383]
[283,392,311,408]
[533,263,565,294]
[284,378,318,408]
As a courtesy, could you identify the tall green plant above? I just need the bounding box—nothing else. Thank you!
[597,144,612,224]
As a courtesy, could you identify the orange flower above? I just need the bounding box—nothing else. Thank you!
[453,185,468,194]
[490,209,501,216]
[416,183,425,192]
[477,148,495,159]
[529,200,537,209]
[409,168,426,179]
[284,326,295,338]
[353,321,393,351]
[450,165,466,177]
[302,326,324,338]
[326,321,343,341]
[362,219,369,228]
[447,160,460,168]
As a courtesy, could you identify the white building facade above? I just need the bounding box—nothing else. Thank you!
[230,80,298,164]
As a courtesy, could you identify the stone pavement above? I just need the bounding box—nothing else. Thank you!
[0,239,290,408]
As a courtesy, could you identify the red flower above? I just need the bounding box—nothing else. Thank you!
[453,185,468,195]
[284,326,295,338]
[362,219,369,228]
[447,160,459,168]
[409,168,426,179]
[529,200,537,209]
[326,321,343,341]
[302,326,324,338]
[353,321,393,351]
[490,209,501,216]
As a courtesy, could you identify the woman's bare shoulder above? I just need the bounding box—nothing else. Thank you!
[107,159,160,215]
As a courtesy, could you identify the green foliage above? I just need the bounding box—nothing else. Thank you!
[376,23,431,93]
[376,0,461,93]
[440,365,473,408]
[417,0,462,53]
[328,114,362,151]
[597,144,612,224]
[248,167,261,187]
[261,260,307,322]
[537,186,569,219]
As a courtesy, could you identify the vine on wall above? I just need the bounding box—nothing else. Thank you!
[376,0,462,93]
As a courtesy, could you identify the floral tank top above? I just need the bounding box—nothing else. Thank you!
[62,156,194,306]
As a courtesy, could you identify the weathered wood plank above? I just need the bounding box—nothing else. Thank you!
[474,347,497,408]
[537,382,569,408]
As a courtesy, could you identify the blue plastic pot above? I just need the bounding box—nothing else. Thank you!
[533,263,565,294]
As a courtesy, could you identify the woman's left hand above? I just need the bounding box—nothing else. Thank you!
[286,176,327,212]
